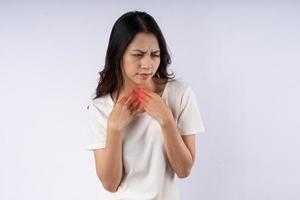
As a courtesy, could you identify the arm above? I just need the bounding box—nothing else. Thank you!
[160,118,196,178]
[93,128,123,192]
[92,93,147,192]
[136,88,196,178]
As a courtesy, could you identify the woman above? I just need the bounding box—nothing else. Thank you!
[86,11,205,200]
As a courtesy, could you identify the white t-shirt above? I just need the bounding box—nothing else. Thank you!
[85,79,205,200]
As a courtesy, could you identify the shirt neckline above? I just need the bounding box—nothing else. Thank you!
[108,80,169,106]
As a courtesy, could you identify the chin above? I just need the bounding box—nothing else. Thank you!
[135,79,149,84]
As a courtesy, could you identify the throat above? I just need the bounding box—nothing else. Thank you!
[111,78,166,103]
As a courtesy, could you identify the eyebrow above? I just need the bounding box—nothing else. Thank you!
[131,49,160,53]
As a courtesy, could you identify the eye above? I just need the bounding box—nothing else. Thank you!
[152,54,160,57]
[132,54,143,57]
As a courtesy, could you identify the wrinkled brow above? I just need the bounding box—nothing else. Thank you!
[131,49,160,53]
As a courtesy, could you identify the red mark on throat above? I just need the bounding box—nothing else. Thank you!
[131,88,149,104]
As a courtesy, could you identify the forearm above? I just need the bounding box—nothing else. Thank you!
[160,119,194,178]
[100,128,123,191]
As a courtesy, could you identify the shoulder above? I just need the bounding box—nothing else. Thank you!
[87,93,111,114]
[167,78,191,96]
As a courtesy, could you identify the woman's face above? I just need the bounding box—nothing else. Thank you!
[120,32,161,86]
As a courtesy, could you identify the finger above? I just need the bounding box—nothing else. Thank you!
[138,94,150,105]
[140,91,152,99]
[124,95,134,106]
[141,87,154,97]
[130,97,140,111]
[131,90,140,103]
[117,96,127,104]
[136,101,146,113]
[132,102,145,115]
[134,87,152,98]
[133,88,151,100]
[128,95,141,111]
[133,100,143,111]
[131,109,139,116]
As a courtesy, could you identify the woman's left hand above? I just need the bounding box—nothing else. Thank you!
[132,87,173,126]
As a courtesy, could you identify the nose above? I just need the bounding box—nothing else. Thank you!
[140,54,152,69]
[140,65,150,69]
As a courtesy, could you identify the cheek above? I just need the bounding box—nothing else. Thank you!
[122,58,140,75]
[154,58,160,67]
[153,60,160,72]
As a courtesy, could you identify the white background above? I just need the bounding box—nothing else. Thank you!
[1,0,299,199]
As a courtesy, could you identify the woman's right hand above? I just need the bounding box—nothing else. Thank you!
[107,93,145,132]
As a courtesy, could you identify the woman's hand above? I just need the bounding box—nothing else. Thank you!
[134,88,174,126]
[108,94,145,132]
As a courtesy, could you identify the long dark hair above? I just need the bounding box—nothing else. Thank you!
[93,11,175,100]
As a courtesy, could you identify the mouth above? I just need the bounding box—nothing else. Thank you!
[137,73,151,79]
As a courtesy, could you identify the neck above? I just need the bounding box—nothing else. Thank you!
[113,78,157,103]
[121,79,155,95]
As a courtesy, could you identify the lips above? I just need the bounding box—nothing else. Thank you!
[137,73,151,80]
[137,73,151,75]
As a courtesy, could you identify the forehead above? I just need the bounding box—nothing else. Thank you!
[127,32,159,50]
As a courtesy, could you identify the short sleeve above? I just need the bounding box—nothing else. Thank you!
[177,85,206,135]
[85,100,107,150]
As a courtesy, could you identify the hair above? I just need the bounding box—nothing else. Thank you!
[93,11,175,101]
